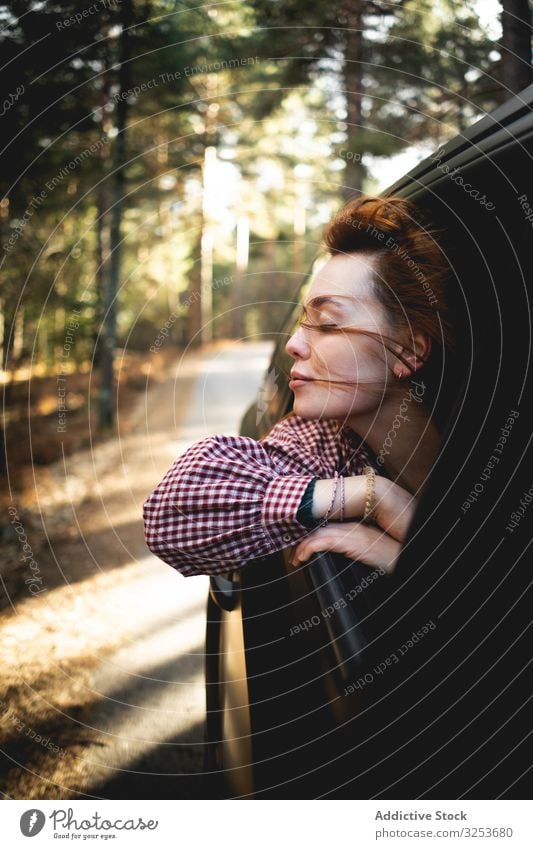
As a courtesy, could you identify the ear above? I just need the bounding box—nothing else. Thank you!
[394,331,432,378]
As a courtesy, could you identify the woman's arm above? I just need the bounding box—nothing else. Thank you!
[311,476,366,520]
[142,417,415,578]
[292,476,418,575]
[312,476,418,541]
[143,430,335,577]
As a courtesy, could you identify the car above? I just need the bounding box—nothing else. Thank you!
[204,82,533,799]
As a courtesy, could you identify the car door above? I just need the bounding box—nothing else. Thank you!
[206,82,533,799]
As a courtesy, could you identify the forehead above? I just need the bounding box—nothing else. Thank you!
[306,253,378,305]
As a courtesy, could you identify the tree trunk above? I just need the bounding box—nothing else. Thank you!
[94,49,112,369]
[342,0,366,201]
[188,77,219,347]
[500,0,533,94]
[233,214,249,339]
[99,0,133,430]
[94,184,107,368]
[12,305,24,364]
[187,229,203,348]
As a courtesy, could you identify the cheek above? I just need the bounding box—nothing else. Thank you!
[353,336,389,373]
[328,338,378,378]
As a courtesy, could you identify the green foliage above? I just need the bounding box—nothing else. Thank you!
[0,0,506,381]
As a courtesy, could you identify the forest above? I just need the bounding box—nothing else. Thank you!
[0,0,530,463]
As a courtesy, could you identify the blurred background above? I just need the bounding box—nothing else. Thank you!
[0,0,531,799]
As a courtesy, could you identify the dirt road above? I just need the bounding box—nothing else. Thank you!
[0,340,274,799]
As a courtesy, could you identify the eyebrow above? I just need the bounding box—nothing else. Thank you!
[303,295,346,310]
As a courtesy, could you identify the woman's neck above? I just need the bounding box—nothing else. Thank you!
[347,381,442,495]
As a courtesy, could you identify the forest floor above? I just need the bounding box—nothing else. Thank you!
[2,345,181,601]
[0,339,273,799]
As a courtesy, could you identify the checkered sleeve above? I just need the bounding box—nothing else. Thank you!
[142,431,320,577]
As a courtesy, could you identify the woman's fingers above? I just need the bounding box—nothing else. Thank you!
[357,525,403,573]
[291,522,403,575]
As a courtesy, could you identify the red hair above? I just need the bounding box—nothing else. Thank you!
[322,195,457,360]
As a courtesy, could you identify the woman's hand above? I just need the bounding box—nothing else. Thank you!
[290,521,403,575]
[295,473,418,572]
[373,476,419,542]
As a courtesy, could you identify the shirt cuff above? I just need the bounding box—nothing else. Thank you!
[296,476,320,528]
[261,474,317,546]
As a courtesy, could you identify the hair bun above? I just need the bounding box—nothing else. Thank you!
[354,196,419,235]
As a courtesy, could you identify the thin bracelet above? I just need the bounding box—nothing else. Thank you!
[362,465,377,522]
[323,471,339,524]
[339,474,345,522]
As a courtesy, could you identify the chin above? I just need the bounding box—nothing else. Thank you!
[292,396,321,419]
[292,396,344,421]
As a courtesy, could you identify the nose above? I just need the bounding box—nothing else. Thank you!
[285,325,311,360]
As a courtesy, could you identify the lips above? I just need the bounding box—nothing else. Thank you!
[289,371,314,390]
[290,371,313,381]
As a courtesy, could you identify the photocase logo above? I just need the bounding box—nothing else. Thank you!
[20,809,46,836]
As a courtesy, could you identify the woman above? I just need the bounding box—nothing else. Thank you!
[143,195,458,578]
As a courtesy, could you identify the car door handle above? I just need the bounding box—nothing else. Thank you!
[209,571,241,612]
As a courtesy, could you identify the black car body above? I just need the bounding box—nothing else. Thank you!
[205,84,533,799]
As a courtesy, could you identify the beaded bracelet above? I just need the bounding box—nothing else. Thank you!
[339,474,345,522]
[362,465,377,523]
[323,471,339,524]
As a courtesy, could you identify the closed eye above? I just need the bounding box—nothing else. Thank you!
[298,319,339,332]
[297,306,340,332]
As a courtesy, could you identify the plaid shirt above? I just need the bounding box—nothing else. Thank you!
[142,413,382,577]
